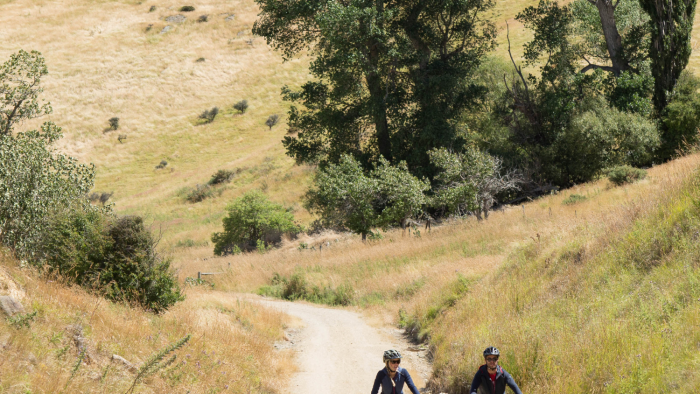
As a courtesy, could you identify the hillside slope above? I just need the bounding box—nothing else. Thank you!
[5,0,700,251]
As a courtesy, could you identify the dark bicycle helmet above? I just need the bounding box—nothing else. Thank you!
[483,346,500,357]
[383,349,402,363]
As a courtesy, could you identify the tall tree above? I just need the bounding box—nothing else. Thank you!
[254,0,496,176]
[638,0,697,113]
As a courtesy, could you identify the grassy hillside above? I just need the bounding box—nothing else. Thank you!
[9,0,700,253]
[0,254,295,393]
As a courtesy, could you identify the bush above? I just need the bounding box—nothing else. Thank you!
[606,165,647,186]
[208,169,235,185]
[155,160,167,169]
[0,123,95,258]
[197,15,208,22]
[265,114,280,130]
[39,211,183,313]
[658,71,700,160]
[233,100,249,114]
[149,5,156,12]
[108,117,119,130]
[179,5,195,11]
[211,190,300,255]
[198,107,218,124]
[118,134,127,143]
[562,194,587,205]
[186,185,213,203]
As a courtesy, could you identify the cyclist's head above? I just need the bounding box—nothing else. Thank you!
[383,349,402,370]
[483,346,500,364]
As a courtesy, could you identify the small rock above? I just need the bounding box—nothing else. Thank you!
[0,296,24,317]
[0,333,10,350]
[112,354,138,373]
[160,25,172,34]
[165,14,186,23]
[197,14,209,22]
[225,14,235,22]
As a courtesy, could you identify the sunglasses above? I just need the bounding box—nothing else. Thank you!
[389,359,401,364]
[485,357,499,362]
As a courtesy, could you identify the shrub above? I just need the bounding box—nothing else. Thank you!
[265,114,280,130]
[606,165,647,186]
[211,190,300,255]
[198,107,218,123]
[179,5,195,12]
[118,134,127,143]
[149,5,156,12]
[208,169,235,185]
[0,123,95,258]
[233,100,248,114]
[186,185,213,203]
[108,117,119,130]
[195,57,205,62]
[658,71,700,160]
[197,15,208,22]
[155,160,167,169]
[38,211,184,313]
[562,194,587,205]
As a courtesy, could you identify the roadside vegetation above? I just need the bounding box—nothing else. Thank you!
[4,0,700,392]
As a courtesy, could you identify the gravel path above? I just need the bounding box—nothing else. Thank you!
[253,297,432,393]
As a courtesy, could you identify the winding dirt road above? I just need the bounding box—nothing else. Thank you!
[254,297,432,393]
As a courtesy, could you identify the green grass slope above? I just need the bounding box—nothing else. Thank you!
[425,157,700,393]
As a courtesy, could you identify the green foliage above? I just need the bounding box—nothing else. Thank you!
[0,122,95,259]
[233,100,248,114]
[108,117,119,131]
[570,0,650,74]
[179,6,195,12]
[562,102,660,175]
[606,165,647,186]
[184,277,214,288]
[258,272,354,306]
[0,50,52,136]
[562,194,587,205]
[265,114,280,130]
[257,0,496,177]
[639,0,697,113]
[658,71,700,160]
[429,147,520,218]
[186,185,214,203]
[305,155,428,238]
[372,158,430,228]
[39,211,184,313]
[479,1,660,187]
[126,334,191,394]
[155,160,167,169]
[198,107,218,123]
[211,190,300,255]
[6,310,37,329]
[208,169,235,185]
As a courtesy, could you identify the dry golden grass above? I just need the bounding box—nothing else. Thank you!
[9,0,697,252]
[178,154,700,328]
[0,253,296,393]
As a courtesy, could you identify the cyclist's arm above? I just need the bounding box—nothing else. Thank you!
[371,370,383,394]
[504,370,523,394]
[469,372,480,394]
[402,369,420,394]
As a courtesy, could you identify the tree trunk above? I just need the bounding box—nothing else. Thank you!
[365,0,392,162]
[362,232,367,241]
[594,0,628,76]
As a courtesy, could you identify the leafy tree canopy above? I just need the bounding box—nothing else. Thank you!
[255,0,497,177]
[212,190,300,255]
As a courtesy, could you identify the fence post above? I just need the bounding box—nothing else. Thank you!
[198,272,201,280]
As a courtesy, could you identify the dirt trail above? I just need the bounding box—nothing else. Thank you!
[251,296,432,393]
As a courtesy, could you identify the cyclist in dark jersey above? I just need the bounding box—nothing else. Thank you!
[371,350,420,394]
[470,347,523,394]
